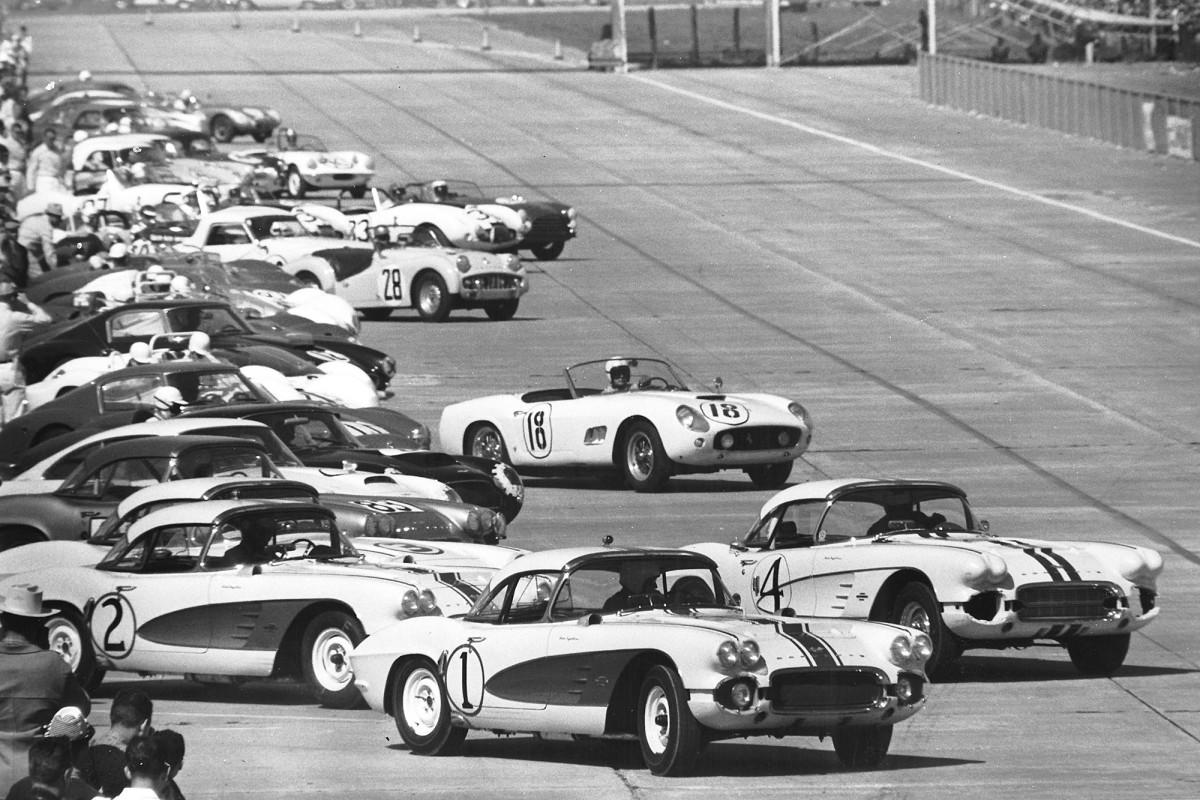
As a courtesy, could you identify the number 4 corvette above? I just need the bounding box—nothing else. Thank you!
[438,358,814,492]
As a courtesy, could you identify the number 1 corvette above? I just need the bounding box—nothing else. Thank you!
[438,358,814,492]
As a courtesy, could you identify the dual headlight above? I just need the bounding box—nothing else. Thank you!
[716,638,762,670]
[400,589,440,617]
[889,633,933,668]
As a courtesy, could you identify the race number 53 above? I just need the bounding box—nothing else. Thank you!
[522,403,552,459]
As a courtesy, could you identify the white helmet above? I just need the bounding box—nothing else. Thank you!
[605,357,630,374]
[152,385,190,412]
[78,69,92,82]
[187,330,211,355]
[169,275,192,295]
[108,242,128,260]
[127,342,153,364]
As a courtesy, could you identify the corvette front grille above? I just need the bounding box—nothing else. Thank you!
[768,668,887,712]
[713,425,803,451]
[1015,582,1121,621]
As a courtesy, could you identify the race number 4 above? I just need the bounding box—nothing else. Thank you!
[522,403,552,459]
[377,267,405,302]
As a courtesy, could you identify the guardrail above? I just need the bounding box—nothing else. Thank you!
[917,52,1199,160]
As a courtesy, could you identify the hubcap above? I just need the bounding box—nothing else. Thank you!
[472,430,502,461]
[47,622,81,671]
[419,283,443,315]
[900,601,932,634]
[403,669,441,737]
[643,685,670,755]
[627,433,653,479]
[312,629,352,690]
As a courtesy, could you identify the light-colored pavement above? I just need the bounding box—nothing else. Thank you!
[14,9,1200,799]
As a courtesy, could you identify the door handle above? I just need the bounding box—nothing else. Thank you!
[116,586,136,592]
[467,636,486,643]
[513,411,526,417]
[739,559,758,567]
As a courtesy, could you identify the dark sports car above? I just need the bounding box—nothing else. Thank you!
[0,361,269,456]
[336,405,430,452]
[17,299,395,390]
[177,402,525,521]
[397,180,577,261]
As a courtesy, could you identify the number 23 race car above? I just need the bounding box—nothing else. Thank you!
[438,357,814,491]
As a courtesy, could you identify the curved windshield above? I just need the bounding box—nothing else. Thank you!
[248,216,310,240]
[183,427,302,468]
[566,358,690,396]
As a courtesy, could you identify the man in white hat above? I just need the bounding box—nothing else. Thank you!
[0,584,92,789]
[16,201,66,281]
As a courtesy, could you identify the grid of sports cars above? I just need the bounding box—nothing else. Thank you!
[0,76,1162,778]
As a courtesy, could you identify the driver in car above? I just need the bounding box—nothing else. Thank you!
[603,359,631,393]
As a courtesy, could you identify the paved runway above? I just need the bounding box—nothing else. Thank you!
[14,9,1200,798]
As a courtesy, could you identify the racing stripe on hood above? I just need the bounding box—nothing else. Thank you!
[433,572,481,602]
[988,539,1082,582]
[777,622,841,667]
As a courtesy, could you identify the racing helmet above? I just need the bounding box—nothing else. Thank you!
[431,180,449,200]
[127,342,153,364]
[77,69,92,82]
[152,385,190,413]
[169,275,192,295]
[108,242,128,261]
[605,357,631,386]
[187,331,211,356]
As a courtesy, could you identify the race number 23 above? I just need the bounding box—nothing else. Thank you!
[522,403,552,460]
[700,401,748,425]
[377,267,404,302]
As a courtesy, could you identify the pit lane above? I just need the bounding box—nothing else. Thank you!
[15,9,1200,798]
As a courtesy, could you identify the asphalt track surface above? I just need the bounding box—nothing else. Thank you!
[15,9,1200,799]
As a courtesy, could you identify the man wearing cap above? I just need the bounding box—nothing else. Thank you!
[0,584,92,790]
[0,278,51,425]
[16,202,65,281]
[25,128,66,196]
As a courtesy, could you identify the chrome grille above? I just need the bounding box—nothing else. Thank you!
[463,274,521,291]
[713,426,803,451]
[768,668,885,712]
[1015,582,1120,621]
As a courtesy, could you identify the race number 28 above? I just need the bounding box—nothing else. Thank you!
[378,268,404,302]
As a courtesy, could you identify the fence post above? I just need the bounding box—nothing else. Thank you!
[648,6,658,68]
[733,7,741,56]
[690,4,700,66]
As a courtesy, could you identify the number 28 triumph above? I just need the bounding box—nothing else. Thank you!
[438,357,814,492]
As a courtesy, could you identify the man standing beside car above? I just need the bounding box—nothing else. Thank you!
[0,277,50,425]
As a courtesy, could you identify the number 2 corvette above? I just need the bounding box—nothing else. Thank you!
[438,358,814,491]
[688,479,1164,679]
[349,547,930,776]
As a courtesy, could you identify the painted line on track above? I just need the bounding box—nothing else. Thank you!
[631,74,1200,251]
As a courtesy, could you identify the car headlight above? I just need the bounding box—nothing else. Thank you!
[676,405,710,433]
[444,486,462,504]
[507,254,521,271]
[889,634,913,664]
[401,589,441,617]
[465,508,482,533]
[565,207,577,220]
[363,155,375,171]
[307,158,318,170]
[962,553,1007,588]
[716,639,761,670]
[787,401,812,429]
[456,255,471,274]
[912,633,933,663]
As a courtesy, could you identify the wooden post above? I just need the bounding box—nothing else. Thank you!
[648,6,658,69]
[765,0,781,67]
[690,4,700,65]
[733,6,741,56]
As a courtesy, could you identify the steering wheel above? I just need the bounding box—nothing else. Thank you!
[199,392,225,404]
[285,538,316,557]
[637,376,671,390]
[627,591,666,610]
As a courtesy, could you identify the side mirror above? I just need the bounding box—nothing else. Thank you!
[979,519,990,533]
[713,376,723,393]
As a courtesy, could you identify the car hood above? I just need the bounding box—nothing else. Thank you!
[0,541,104,579]
[277,466,455,501]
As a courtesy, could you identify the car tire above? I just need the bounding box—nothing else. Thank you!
[637,664,702,776]
[1066,634,1130,676]
[210,115,235,143]
[528,240,564,261]
[621,421,672,492]
[886,582,958,680]
[286,168,307,199]
[390,657,467,755]
[745,461,793,489]
[300,611,365,709]
[412,224,450,248]
[467,423,510,464]
[483,300,518,321]
[832,725,893,769]
[414,273,452,322]
[46,609,106,693]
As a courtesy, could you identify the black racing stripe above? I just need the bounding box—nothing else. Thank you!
[1041,549,1083,581]
[1023,547,1065,581]
[779,622,841,667]
[434,572,481,602]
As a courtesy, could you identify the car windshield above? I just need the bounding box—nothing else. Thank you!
[247,215,310,240]
[164,305,250,337]
[166,370,263,406]
[251,411,356,453]
[565,358,690,396]
[407,180,482,202]
[183,426,303,468]
[172,445,280,480]
[122,142,170,167]
[202,509,356,567]
[466,555,730,624]
[743,486,976,549]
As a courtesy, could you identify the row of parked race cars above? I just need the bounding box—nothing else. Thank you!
[0,75,1166,779]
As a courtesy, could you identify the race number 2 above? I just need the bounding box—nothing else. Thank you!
[522,403,552,459]
[88,593,136,659]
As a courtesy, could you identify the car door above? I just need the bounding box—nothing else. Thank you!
[51,455,170,540]
[511,397,604,467]
[745,502,824,616]
[442,571,555,730]
[86,522,212,674]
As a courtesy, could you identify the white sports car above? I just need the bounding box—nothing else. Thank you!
[235,131,373,198]
[283,242,528,323]
[349,546,930,775]
[688,478,1164,679]
[0,500,478,707]
[177,205,373,267]
[438,357,814,491]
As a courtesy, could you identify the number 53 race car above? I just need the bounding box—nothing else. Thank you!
[688,479,1164,679]
[349,546,930,776]
[438,357,813,491]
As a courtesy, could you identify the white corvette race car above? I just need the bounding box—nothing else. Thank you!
[438,357,814,491]
[688,478,1164,678]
